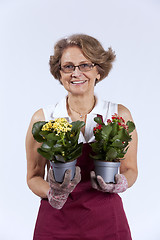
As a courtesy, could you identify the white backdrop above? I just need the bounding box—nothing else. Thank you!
[0,0,160,239]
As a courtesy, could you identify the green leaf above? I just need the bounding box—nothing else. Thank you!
[94,134,102,141]
[46,133,60,141]
[116,153,125,158]
[65,131,72,141]
[41,141,54,152]
[65,140,73,147]
[126,121,135,133]
[37,148,53,160]
[111,139,124,148]
[106,147,117,160]
[94,117,103,125]
[101,125,112,140]
[105,155,109,161]
[112,128,131,142]
[110,122,118,138]
[52,143,63,152]
[71,130,80,143]
[54,155,66,163]
[32,121,46,142]
[90,153,104,160]
[120,128,131,141]
[71,121,85,132]
[67,143,83,161]
[39,130,50,137]
[64,143,77,153]
[90,141,103,153]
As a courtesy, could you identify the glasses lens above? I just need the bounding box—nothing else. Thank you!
[61,64,74,73]
[61,63,95,73]
[79,63,94,72]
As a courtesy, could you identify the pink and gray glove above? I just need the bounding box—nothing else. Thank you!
[47,166,81,209]
[90,171,128,193]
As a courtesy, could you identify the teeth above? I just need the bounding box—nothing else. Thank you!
[71,81,86,84]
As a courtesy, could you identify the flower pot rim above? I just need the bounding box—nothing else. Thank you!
[94,159,121,163]
[50,158,77,164]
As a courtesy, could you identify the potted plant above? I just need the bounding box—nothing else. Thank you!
[32,118,85,182]
[90,114,135,183]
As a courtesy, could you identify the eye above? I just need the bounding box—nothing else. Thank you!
[80,63,90,68]
[64,64,74,69]
[79,63,93,71]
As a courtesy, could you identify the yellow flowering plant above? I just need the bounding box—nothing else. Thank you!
[32,118,85,163]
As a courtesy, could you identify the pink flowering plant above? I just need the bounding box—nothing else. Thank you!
[90,114,135,162]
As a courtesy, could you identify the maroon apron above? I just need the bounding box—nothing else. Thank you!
[33,143,132,240]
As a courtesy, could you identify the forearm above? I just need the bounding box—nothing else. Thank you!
[27,176,50,198]
[121,168,138,188]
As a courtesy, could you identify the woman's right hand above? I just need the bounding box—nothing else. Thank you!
[47,166,81,209]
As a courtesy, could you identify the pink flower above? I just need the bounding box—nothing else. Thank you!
[94,124,102,133]
[120,117,125,123]
[107,119,111,124]
[112,113,120,121]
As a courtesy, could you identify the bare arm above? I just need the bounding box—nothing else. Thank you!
[118,104,138,188]
[25,109,50,198]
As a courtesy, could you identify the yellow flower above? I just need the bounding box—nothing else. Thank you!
[41,120,55,131]
[62,151,65,156]
[41,118,72,135]
[55,118,67,123]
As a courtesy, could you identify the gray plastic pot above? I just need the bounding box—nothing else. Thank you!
[50,159,77,183]
[94,160,121,183]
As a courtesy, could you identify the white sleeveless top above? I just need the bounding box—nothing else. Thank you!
[42,96,118,144]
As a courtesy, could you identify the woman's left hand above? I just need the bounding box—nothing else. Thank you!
[90,171,128,193]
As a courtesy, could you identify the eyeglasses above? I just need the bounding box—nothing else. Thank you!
[60,63,96,73]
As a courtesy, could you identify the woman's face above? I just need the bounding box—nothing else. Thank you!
[59,46,100,96]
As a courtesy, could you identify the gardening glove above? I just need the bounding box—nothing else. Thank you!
[47,166,81,209]
[90,171,128,193]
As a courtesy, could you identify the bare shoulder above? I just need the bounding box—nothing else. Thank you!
[118,104,133,122]
[26,108,45,141]
[31,108,45,123]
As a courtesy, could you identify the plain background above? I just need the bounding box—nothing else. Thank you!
[0,0,160,239]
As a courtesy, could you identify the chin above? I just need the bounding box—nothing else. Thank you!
[68,85,87,94]
[69,90,86,96]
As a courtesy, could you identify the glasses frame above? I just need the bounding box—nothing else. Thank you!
[59,63,97,73]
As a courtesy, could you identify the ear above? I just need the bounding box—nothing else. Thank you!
[97,73,100,81]
[95,73,100,84]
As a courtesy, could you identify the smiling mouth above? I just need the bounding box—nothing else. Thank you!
[70,80,87,84]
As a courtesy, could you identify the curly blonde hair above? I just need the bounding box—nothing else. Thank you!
[49,34,116,84]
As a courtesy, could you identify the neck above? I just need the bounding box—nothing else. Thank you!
[67,93,96,118]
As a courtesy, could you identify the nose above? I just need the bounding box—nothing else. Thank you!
[71,66,82,77]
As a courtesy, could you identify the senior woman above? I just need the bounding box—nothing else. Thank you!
[26,34,138,240]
